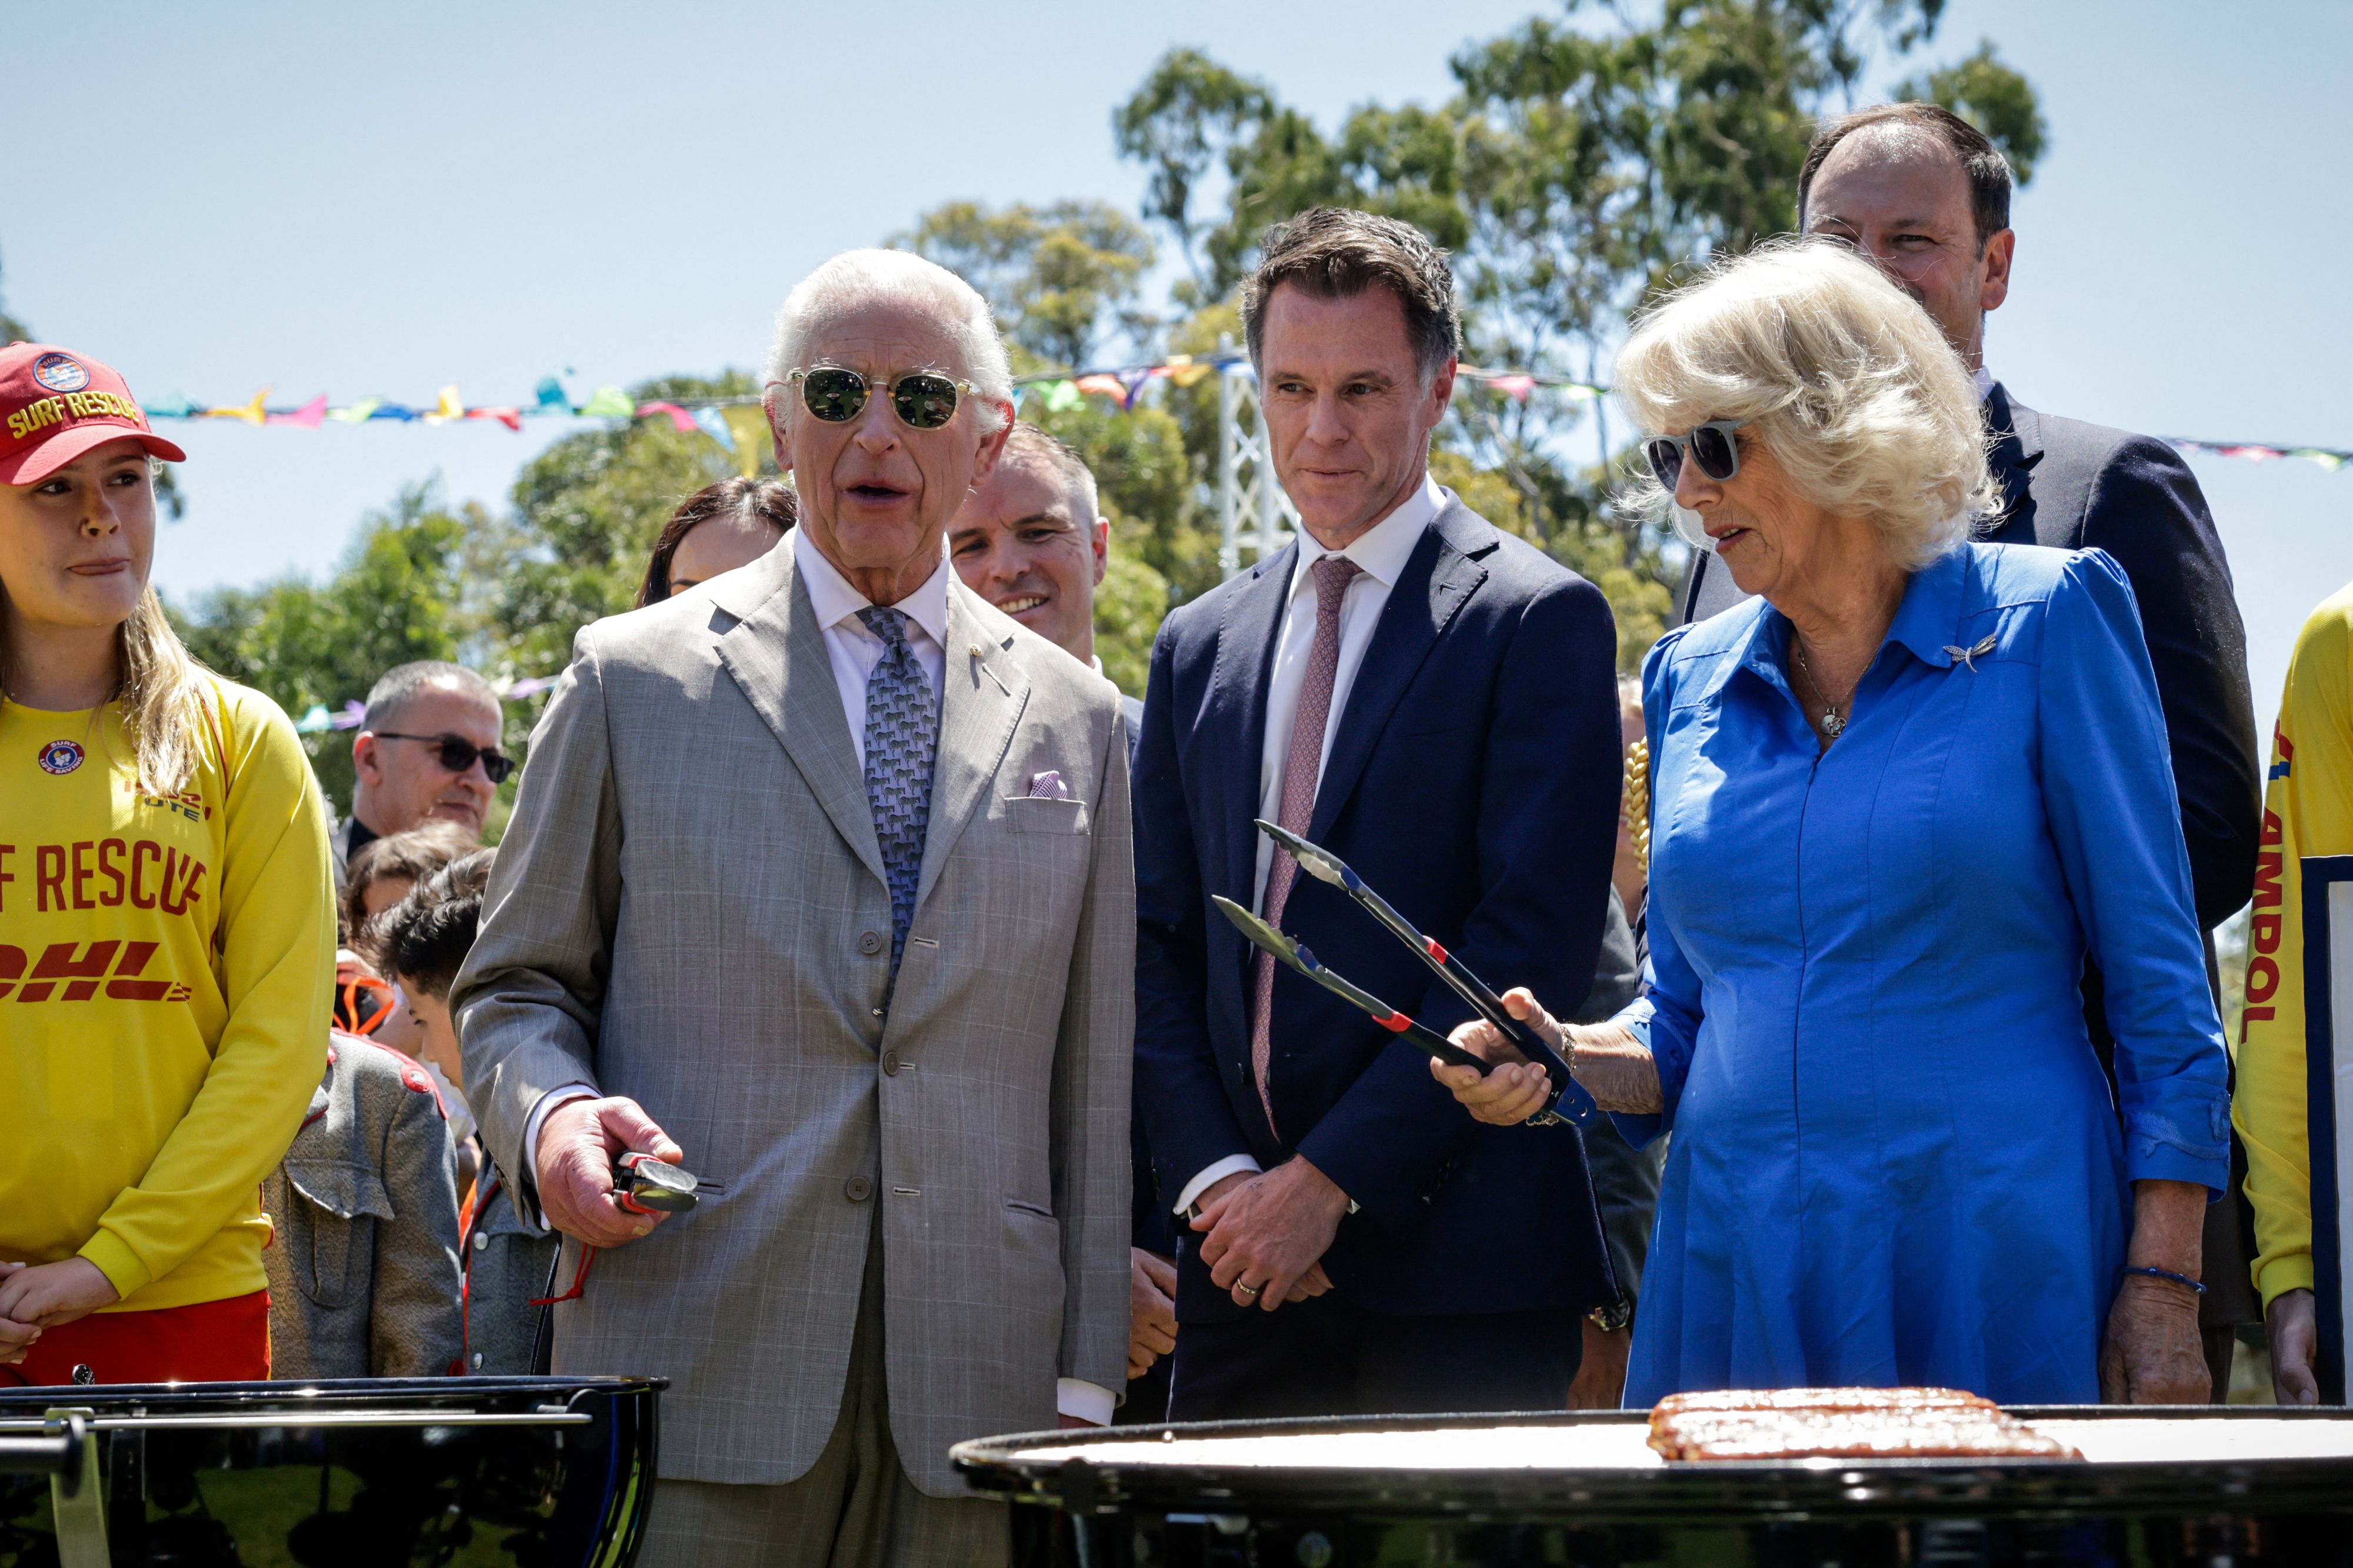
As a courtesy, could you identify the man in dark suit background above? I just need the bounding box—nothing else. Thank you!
[1132,207,1624,1419]
[1675,102,2262,1393]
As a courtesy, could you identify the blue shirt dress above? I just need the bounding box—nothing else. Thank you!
[1618,542,2231,1405]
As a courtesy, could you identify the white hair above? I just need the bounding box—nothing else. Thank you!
[762,248,1012,435]
[1615,237,1998,569]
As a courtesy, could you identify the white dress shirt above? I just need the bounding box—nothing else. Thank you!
[1172,473,1448,1220]
[791,525,950,769]
[1974,363,1995,401]
[518,528,1111,1421]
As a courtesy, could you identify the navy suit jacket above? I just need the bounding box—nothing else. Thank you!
[1677,384,2258,930]
[1133,493,1623,1323]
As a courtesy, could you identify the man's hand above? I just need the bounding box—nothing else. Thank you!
[0,1257,120,1332]
[1568,1319,1632,1410]
[1129,1249,1178,1379]
[1193,1157,1348,1312]
[2269,1288,2319,1406]
[538,1096,685,1248]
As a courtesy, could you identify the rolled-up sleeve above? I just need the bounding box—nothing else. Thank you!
[2038,550,2232,1192]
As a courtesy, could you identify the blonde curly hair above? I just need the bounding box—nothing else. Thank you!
[1615,238,1999,569]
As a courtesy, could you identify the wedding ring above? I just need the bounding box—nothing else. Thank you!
[1235,1282,1261,1299]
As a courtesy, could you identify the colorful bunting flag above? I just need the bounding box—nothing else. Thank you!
[693,405,736,452]
[636,401,698,434]
[121,359,2348,476]
[206,389,269,425]
[721,405,772,478]
[266,395,328,428]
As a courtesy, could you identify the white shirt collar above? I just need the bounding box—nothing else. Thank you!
[792,525,952,648]
[1972,364,1996,401]
[1288,472,1445,598]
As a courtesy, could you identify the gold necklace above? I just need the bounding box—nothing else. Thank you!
[1792,640,1860,740]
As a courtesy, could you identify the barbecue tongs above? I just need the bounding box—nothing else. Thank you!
[1212,819,1599,1127]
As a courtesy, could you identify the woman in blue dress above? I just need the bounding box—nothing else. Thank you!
[1435,241,2227,1406]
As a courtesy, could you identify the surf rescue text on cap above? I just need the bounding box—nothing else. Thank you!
[0,342,187,487]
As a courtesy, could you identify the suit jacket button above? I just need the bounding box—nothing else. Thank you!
[882,1049,901,1076]
[858,930,884,956]
[845,1176,874,1203]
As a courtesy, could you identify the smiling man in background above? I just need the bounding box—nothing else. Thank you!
[949,422,1142,746]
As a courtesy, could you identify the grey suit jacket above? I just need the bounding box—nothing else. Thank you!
[452,541,1135,1494]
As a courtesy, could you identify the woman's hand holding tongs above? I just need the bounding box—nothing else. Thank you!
[1432,988,1558,1125]
[1434,990,1665,1123]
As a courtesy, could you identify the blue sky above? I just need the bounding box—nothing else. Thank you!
[8,1,2349,735]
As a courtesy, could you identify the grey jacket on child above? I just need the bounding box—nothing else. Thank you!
[262,1033,464,1378]
[459,1172,561,1374]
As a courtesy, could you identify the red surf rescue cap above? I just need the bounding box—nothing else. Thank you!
[0,341,186,486]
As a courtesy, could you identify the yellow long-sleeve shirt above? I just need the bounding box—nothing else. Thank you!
[2235,580,2353,1306]
[0,679,332,1311]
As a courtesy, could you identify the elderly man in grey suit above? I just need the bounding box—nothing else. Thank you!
[453,248,1135,1568]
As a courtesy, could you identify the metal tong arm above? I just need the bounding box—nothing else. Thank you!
[1211,896,1491,1074]
[1255,819,1597,1125]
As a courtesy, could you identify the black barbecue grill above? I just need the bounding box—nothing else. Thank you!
[0,1374,659,1567]
[955,1404,2353,1566]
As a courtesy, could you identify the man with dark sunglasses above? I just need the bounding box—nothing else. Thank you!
[1672,101,2261,1400]
[456,248,1134,1568]
[334,660,507,886]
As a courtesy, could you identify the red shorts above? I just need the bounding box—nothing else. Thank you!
[1,1290,269,1386]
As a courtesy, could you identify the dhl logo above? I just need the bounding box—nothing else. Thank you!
[0,941,191,1004]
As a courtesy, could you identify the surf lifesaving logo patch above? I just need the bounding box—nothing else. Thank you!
[37,739,85,776]
[31,353,90,393]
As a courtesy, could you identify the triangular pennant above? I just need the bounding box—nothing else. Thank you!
[721,405,772,477]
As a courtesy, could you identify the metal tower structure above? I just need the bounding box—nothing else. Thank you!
[1214,336,1297,579]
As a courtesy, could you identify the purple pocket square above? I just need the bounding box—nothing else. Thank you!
[1028,770,1071,800]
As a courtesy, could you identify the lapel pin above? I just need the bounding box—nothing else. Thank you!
[1941,633,1998,671]
[969,645,1013,696]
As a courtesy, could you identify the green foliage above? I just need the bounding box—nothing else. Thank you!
[1895,39,2048,184]
[1096,2,2042,672]
[491,371,751,677]
[899,201,1158,371]
[169,485,472,810]
[158,4,2050,757]
[1095,539,1171,698]
[1112,49,1276,305]
[168,372,757,819]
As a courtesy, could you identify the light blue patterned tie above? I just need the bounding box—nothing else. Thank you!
[857,606,938,976]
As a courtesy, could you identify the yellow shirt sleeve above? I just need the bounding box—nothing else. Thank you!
[2237,582,2353,1306]
[78,687,334,1299]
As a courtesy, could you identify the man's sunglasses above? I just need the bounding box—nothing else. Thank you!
[372,731,514,784]
[780,366,976,431]
[1642,420,1745,490]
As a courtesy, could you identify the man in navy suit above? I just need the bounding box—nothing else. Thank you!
[1132,207,1624,1419]
[1675,103,2262,1394]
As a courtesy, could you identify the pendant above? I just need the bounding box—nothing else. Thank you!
[1821,710,1847,739]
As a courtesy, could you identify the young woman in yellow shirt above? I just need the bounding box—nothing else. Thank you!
[0,341,334,1384]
